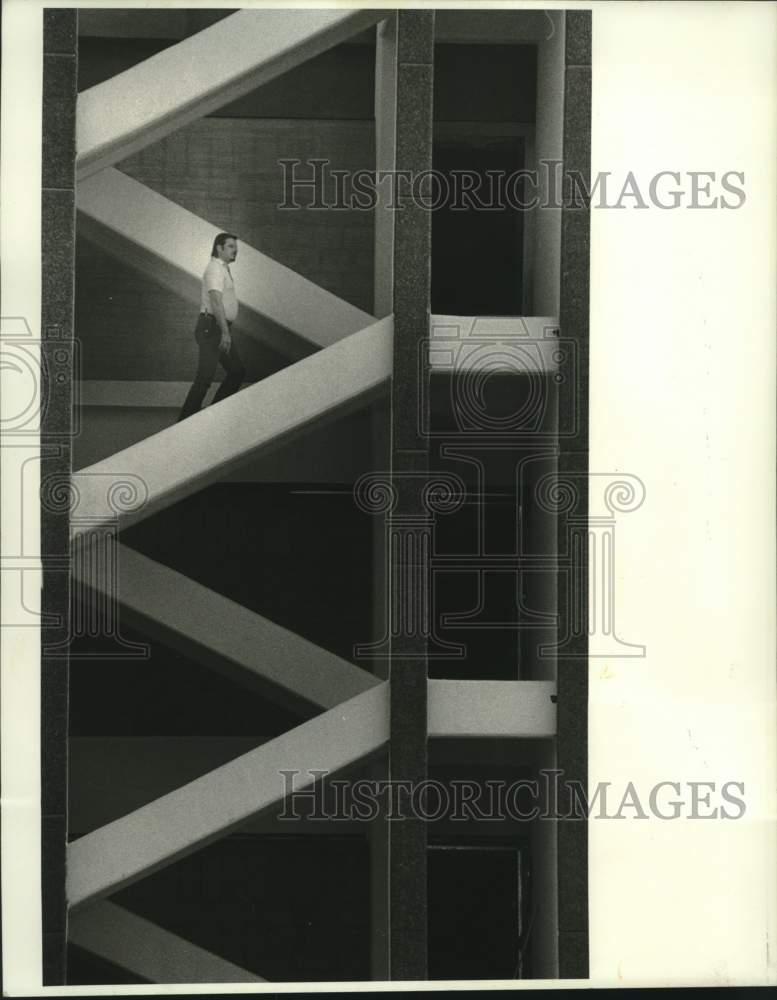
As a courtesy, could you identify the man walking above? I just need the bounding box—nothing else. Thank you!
[178,232,246,421]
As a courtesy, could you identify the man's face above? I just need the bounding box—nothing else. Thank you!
[219,238,238,262]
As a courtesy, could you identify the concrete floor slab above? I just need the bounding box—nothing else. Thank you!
[427,680,557,738]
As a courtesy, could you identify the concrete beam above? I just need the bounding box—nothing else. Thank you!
[434,10,554,44]
[69,900,265,984]
[373,14,397,319]
[76,9,387,179]
[73,542,378,714]
[387,13,436,978]
[77,168,375,358]
[67,682,389,910]
[427,680,557,739]
[69,314,392,540]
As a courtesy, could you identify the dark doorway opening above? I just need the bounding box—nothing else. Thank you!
[430,42,536,317]
[428,839,531,980]
[431,136,526,316]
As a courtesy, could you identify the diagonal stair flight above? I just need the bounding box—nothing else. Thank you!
[72,542,381,713]
[69,901,267,983]
[77,168,376,359]
[70,315,393,540]
[76,8,388,180]
[69,9,396,976]
[67,683,390,910]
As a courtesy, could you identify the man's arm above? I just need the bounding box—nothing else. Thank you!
[208,289,232,354]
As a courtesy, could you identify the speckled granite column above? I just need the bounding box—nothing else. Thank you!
[41,8,77,985]
[388,9,434,981]
[557,9,591,980]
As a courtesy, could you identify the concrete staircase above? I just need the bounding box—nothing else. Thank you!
[70,9,393,981]
[77,168,376,359]
[76,9,386,179]
[70,316,392,538]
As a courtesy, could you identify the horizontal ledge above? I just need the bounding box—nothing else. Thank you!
[434,10,560,44]
[428,679,556,738]
[429,316,561,373]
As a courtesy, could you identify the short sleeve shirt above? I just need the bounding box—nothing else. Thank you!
[201,258,238,322]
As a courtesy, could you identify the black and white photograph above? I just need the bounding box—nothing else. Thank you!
[1,0,775,993]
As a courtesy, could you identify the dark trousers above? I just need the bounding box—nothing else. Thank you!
[178,313,246,421]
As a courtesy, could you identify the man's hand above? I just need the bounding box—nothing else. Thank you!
[220,331,232,355]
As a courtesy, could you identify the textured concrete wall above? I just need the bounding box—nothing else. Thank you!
[373,17,397,319]
[119,118,375,308]
[41,9,77,985]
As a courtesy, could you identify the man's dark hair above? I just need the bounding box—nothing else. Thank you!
[211,232,238,258]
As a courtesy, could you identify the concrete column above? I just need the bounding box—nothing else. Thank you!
[41,8,78,985]
[387,10,435,981]
[533,10,566,316]
[374,14,397,319]
[556,9,591,979]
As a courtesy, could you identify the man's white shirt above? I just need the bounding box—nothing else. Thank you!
[201,257,238,322]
